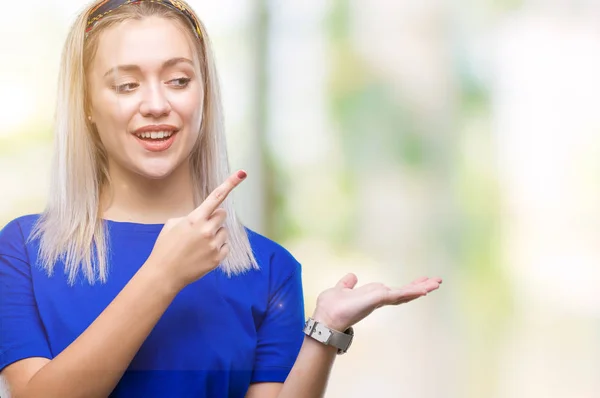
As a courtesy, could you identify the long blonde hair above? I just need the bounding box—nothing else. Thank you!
[31,0,258,285]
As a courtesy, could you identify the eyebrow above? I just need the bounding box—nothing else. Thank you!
[103,57,194,78]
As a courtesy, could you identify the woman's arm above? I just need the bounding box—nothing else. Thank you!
[246,335,337,398]
[2,264,178,398]
[246,274,442,398]
[1,172,246,398]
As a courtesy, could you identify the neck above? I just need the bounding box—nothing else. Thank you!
[101,162,196,224]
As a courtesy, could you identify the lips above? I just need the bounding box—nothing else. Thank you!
[133,124,178,137]
[132,124,179,152]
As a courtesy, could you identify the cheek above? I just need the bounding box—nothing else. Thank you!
[172,89,203,131]
[93,95,138,143]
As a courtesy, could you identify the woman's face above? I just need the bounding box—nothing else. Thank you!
[87,16,203,180]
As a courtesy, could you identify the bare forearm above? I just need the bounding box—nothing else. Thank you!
[251,274,443,398]
[20,263,178,398]
[276,336,338,398]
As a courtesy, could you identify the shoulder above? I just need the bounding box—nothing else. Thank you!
[0,214,41,235]
[0,214,41,256]
[246,228,300,269]
[245,228,302,281]
[0,214,39,264]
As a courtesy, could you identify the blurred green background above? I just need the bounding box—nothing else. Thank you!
[1,1,599,397]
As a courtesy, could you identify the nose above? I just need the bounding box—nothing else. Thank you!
[139,82,171,118]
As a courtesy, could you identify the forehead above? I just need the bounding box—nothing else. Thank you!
[93,16,194,72]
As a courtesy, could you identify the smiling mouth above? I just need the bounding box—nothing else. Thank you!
[135,130,176,140]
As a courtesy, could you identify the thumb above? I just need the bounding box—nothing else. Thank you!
[336,273,358,289]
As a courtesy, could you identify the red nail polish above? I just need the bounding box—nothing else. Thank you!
[237,170,247,179]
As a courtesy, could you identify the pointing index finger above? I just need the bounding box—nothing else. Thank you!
[189,170,247,221]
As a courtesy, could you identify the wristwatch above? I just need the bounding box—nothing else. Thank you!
[303,318,354,355]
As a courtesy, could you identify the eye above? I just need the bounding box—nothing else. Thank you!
[167,77,192,88]
[112,82,139,93]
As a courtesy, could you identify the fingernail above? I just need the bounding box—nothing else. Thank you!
[237,170,247,179]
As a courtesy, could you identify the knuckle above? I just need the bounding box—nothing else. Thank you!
[213,188,225,202]
[213,208,227,220]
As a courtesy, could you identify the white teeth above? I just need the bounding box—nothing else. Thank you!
[136,131,173,139]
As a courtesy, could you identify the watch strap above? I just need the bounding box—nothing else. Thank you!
[303,318,354,355]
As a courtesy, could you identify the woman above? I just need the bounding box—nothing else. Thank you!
[0,1,442,397]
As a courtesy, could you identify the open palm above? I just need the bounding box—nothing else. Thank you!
[312,274,442,332]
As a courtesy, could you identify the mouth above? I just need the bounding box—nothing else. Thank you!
[134,130,176,140]
[132,125,179,152]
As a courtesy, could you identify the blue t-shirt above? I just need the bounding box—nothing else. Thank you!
[0,214,305,397]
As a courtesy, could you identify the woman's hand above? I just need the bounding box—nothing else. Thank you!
[311,274,442,332]
[144,170,247,292]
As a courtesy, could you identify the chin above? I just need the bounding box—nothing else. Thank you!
[138,170,174,180]
[134,160,182,180]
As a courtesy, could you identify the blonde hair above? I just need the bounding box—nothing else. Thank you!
[31,0,258,285]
